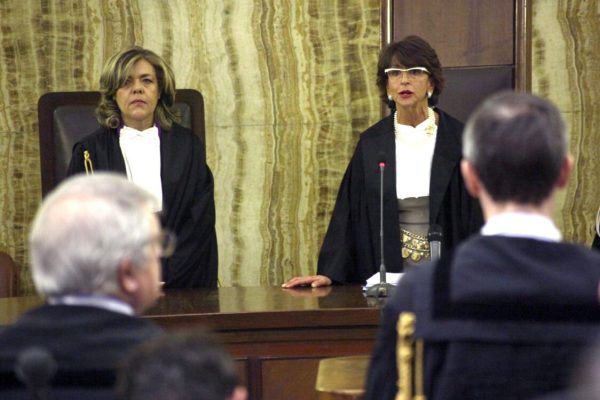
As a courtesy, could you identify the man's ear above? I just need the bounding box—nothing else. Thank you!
[461,160,481,198]
[118,258,139,295]
[556,154,573,189]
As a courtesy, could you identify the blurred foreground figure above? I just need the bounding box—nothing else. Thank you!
[0,173,163,387]
[364,91,600,400]
[118,331,247,400]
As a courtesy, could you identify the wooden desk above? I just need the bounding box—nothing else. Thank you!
[0,286,382,400]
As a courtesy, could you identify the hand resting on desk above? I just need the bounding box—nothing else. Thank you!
[282,275,332,288]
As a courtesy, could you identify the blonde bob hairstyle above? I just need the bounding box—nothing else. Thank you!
[96,47,178,130]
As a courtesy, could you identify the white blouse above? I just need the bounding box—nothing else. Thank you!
[394,113,438,199]
[119,125,163,212]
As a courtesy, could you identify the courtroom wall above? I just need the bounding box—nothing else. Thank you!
[1,1,598,295]
[0,0,381,294]
[531,0,600,245]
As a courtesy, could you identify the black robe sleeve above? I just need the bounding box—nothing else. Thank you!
[156,124,218,288]
[316,141,369,284]
[316,117,403,284]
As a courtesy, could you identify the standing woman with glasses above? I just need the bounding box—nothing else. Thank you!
[283,35,483,288]
[67,47,218,289]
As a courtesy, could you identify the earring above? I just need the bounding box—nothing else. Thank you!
[427,90,433,99]
[387,94,393,102]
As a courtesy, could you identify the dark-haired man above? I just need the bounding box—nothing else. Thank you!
[118,331,247,400]
[364,91,600,400]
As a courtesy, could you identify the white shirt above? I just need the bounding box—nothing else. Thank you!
[119,125,163,212]
[395,119,437,199]
[481,212,562,242]
[47,294,134,316]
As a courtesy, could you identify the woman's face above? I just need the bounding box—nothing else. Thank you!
[386,63,433,111]
[115,59,160,130]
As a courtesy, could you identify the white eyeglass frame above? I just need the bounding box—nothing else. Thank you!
[384,67,430,79]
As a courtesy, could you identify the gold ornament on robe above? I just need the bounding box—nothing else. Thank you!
[400,228,430,262]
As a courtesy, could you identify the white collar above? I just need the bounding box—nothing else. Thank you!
[394,108,437,139]
[47,294,135,316]
[120,125,159,140]
[481,212,562,242]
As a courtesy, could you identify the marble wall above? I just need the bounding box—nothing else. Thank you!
[531,0,600,245]
[0,0,381,294]
[1,0,598,295]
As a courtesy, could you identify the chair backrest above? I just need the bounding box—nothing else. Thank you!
[37,89,205,196]
[0,251,17,298]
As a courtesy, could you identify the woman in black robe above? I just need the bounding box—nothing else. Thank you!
[283,36,482,288]
[67,47,217,288]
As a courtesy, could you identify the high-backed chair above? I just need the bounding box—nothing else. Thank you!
[0,251,17,298]
[37,89,205,196]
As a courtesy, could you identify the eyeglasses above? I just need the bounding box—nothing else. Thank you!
[384,67,430,80]
[148,229,177,258]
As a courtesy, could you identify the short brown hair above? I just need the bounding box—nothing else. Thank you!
[376,35,445,109]
[463,91,568,205]
[96,47,178,129]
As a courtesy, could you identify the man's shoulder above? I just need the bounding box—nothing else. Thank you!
[445,235,600,320]
[458,235,600,267]
[0,304,160,345]
[0,304,161,371]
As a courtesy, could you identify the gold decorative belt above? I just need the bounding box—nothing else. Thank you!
[400,228,430,263]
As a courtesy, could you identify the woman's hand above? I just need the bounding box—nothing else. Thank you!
[281,275,332,288]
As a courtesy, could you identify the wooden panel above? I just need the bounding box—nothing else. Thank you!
[437,66,514,123]
[392,0,514,67]
[262,358,322,400]
[235,359,249,387]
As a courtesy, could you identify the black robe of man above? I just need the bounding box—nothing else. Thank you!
[317,109,483,284]
[364,235,600,400]
[67,123,218,288]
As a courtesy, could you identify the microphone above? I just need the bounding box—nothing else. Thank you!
[428,224,443,261]
[366,152,393,298]
[15,347,57,400]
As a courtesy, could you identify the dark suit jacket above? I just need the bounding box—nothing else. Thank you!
[318,109,483,284]
[67,123,218,288]
[364,235,600,400]
[0,304,161,377]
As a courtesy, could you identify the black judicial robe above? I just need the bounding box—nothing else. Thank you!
[593,232,600,251]
[0,304,161,373]
[67,123,218,288]
[318,109,483,284]
[364,235,600,400]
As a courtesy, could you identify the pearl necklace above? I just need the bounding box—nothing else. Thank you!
[394,107,437,138]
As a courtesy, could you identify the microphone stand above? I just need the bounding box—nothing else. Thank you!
[366,159,394,298]
[428,224,443,262]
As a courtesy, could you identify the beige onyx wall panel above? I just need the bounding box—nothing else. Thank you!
[532,0,600,245]
[0,0,381,294]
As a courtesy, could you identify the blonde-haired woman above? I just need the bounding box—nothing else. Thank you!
[67,47,217,288]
